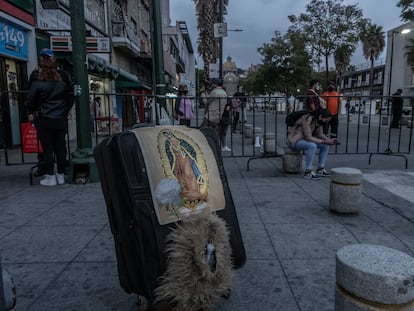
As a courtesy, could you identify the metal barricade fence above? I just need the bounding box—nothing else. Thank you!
[1,91,413,167]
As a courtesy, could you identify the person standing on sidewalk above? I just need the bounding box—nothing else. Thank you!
[200,79,229,151]
[28,48,73,177]
[322,81,341,139]
[232,85,246,133]
[287,108,338,180]
[391,88,403,128]
[174,84,193,127]
[304,79,322,112]
[24,53,73,186]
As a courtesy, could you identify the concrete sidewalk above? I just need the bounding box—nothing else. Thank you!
[1,152,414,311]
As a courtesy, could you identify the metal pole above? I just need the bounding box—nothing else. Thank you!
[219,0,224,81]
[387,31,395,116]
[69,0,99,183]
[0,253,5,311]
[150,0,166,124]
[70,0,91,149]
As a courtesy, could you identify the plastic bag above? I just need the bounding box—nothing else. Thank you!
[20,122,43,153]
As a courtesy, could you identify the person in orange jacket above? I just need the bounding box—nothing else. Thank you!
[322,81,341,139]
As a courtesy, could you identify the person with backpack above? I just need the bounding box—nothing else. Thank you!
[287,108,338,180]
[200,79,230,151]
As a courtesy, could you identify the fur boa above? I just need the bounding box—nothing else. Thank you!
[154,212,233,311]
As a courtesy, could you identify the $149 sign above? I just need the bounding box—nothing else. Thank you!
[0,21,28,59]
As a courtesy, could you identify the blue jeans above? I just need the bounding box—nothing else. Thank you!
[294,140,329,170]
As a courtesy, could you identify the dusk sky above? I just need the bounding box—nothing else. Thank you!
[170,0,403,70]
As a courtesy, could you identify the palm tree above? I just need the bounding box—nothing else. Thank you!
[193,0,229,82]
[361,23,385,95]
[334,45,354,91]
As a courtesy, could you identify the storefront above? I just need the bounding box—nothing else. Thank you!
[0,14,35,148]
[114,69,151,128]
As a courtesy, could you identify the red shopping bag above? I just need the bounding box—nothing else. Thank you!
[20,122,43,153]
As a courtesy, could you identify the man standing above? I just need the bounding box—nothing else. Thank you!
[232,85,246,133]
[200,79,229,150]
[322,81,341,139]
[391,88,403,128]
[305,79,322,112]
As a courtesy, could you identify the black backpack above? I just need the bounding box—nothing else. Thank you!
[285,110,310,127]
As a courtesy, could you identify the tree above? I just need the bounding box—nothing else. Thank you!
[192,0,229,82]
[288,0,366,85]
[257,30,311,95]
[334,44,354,90]
[397,0,414,22]
[360,23,385,95]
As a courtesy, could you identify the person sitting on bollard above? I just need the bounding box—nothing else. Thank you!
[287,108,338,180]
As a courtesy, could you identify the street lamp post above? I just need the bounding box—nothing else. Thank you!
[387,28,411,115]
[218,0,224,81]
[218,27,242,80]
[68,0,100,183]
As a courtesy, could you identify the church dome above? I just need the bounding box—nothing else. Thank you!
[223,55,237,71]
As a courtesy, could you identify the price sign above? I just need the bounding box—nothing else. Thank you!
[0,19,28,60]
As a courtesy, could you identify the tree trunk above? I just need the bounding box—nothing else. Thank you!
[369,58,374,96]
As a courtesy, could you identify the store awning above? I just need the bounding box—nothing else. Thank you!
[87,55,119,79]
[115,68,151,90]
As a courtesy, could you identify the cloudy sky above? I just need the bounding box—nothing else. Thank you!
[170,0,403,70]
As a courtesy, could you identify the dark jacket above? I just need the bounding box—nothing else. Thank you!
[24,80,72,119]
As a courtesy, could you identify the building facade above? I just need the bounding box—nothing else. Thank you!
[383,21,414,100]
[0,0,36,147]
[0,0,196,147]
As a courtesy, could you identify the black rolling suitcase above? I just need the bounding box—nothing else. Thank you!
[94,126,246,309]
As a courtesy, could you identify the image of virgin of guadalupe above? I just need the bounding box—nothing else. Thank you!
[158,129,209,209]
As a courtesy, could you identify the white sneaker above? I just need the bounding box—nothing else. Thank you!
[303,171,320,180]
[56,173,65,185]
[40,174,57,186]
[222,146,231,152]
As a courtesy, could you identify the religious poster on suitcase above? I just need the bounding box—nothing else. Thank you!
[132,126,225,225]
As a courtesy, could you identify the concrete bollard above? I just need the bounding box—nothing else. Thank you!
[244,124,253,138]
[362,115,368,124]
[252,127,262,145]
[329,167,362,214]
[335,244,414,310]
[400,116,409,126]
[282,147,302,174]
[263,132,275,154]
